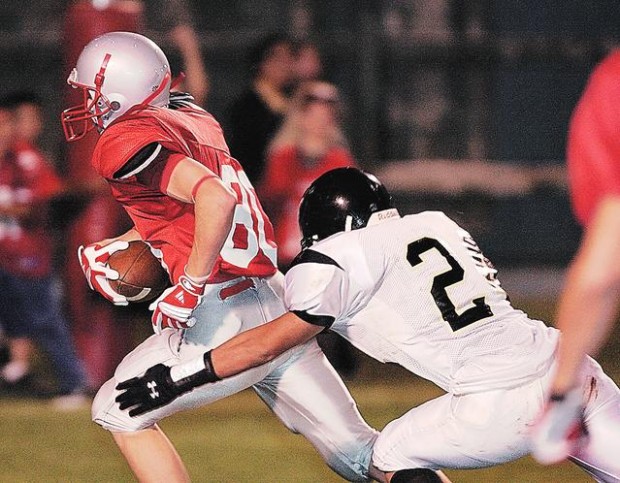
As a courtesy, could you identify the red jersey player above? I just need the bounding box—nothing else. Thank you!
[63,32,380,482]
[531,50,620,464]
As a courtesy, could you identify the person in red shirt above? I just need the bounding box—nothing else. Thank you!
[258,80,359,376]
[531,50,620,464]
[0,94,87,403]
[259,80,356,269]
[64,32,380,482]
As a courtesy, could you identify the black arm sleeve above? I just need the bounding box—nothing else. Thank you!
[113,142,165,180]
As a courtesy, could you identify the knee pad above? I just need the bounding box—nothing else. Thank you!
[391,468,442,483]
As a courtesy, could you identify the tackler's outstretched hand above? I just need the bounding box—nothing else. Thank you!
[116,352,220,417]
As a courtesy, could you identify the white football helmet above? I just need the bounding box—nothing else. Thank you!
[62,31,171,141]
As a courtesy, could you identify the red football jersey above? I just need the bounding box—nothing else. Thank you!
[0,141,62,277]
[91,105,278,283]
[567,50,620,227]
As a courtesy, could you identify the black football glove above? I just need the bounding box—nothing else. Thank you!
[116,351,220,417]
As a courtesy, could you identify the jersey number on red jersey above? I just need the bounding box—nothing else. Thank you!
[220,165,277,268]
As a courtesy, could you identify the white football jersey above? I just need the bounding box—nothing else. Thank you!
[284,210,559,395]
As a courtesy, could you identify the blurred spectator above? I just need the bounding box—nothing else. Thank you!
[167,23,209,106]
[8,91,44,148]
[134,0,210,105]
[154,0,209,107]
[258,80,358,377]
[0,95,87,406]
[531,50,620,463]
[293,40,323,84]
[0,91,43,388]
[259,80,356,269]
[227,33,295,185]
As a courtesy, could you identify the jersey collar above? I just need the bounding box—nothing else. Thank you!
[367,208,400,226]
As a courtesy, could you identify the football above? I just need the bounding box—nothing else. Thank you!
[107,240,169,303]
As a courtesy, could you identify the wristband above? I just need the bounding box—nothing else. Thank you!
[183,266,209,286]
[169,350,221,392]
[170,355,206,382]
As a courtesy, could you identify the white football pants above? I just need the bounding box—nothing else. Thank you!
[372,355,620,482]
[92,273,378,482]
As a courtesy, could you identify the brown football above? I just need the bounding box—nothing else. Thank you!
[107,240,169,303]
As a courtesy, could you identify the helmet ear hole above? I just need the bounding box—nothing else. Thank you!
[105,93,129,120]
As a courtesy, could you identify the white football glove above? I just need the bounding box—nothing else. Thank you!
[150,271,206,335]
[530,387,588,464]
[78,240,130,306]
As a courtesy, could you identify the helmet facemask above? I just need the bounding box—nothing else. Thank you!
[62,54,115,141]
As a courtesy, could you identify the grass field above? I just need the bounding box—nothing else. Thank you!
[2,298,617,482]
[0,381,590,483]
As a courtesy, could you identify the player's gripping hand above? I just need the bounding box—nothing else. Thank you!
[150,270,206,334]
[78,240,130,306]
[115,352,221,417]
[530,387,588,464]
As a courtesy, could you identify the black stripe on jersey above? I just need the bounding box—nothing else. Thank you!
[289,249,342,270]
[292,310,335,328]
[113,142,164,180]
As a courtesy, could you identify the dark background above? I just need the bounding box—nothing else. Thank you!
[2,0,619,266]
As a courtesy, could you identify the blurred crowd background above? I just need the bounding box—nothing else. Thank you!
[0,0,619,402]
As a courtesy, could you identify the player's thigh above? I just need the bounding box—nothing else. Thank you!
[572,357,620,481]
[254,339,378,482]
[92,330,272,432]
[184,274,286,347]
[373,383,541,471]
[372,392,454,471]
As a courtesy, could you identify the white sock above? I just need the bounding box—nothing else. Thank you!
[2,361,29,383]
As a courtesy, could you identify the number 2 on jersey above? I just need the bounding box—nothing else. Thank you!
[407,237,493,331]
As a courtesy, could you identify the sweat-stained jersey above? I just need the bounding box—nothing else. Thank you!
[90,104,277,283]
[285,210,559,395]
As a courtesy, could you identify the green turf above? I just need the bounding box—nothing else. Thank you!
[2,298,615,482]
[0,378,592,482]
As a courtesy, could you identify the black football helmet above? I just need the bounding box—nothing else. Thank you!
[299,167,394,249]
